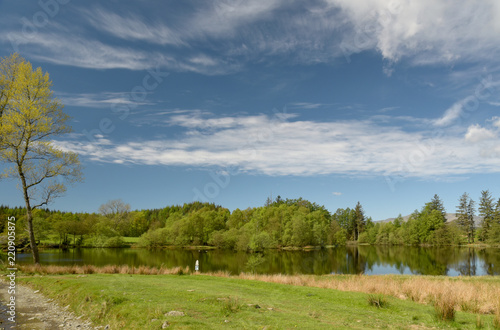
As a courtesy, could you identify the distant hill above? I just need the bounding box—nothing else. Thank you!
[377,213,483,226]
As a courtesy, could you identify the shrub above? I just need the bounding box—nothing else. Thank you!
[105,236,125,248]
[138,228,168,248]
[219,297,240,316]
[358,232,369,244]
[367,294,388,308]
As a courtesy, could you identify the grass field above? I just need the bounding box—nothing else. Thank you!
[37,236,140,247]
[17,272,500,329]
[122,236,140,244]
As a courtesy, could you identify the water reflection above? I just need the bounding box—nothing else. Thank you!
[11,246,500,276]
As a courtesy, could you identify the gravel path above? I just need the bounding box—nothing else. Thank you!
[0,278,98,329]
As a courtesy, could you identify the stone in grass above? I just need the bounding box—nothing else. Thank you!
[166,311,185,317]
[162,321,170,328]
[247,304,261,309]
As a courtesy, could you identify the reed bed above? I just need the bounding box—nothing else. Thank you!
[18,264,190,276]
[207,272,500,315]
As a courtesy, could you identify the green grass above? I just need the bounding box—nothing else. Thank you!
[17,274,496,329]
[38,233,60,245]
[122,236,141,244]
[38,235,141,247]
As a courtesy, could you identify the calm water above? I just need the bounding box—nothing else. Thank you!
[14,246,500,276]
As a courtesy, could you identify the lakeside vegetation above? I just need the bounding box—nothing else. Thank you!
[11,267,500,329]
[2,191,500,252]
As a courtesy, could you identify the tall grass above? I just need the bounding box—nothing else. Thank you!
[432,290,456,321]
[208,272,500,315]
[494,299,500,329]
[18,264,190,276]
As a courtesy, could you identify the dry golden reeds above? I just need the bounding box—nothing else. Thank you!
[203,272,500,316]
[494,299,500,329]
[432,290,456,321]
[18,264,190,276]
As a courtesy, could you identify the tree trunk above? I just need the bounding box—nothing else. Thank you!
[25,207,40,264]
[21,175,40,264]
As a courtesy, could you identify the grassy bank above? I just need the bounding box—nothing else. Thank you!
[15,268,500,329]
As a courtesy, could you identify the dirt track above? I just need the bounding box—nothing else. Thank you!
[0,278,97,329]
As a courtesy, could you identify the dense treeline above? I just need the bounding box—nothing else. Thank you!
[1,190,500,250]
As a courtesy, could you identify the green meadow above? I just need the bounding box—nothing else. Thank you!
[17,273,499,329]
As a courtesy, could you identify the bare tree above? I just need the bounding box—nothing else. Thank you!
[99,199,131,234]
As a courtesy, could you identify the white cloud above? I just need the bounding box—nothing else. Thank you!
[83,8,185,46]
[187,0,284,39]
[2,31,240,74]
[433,100,465,127]
[492,117,500,128]
[378,107,399,113]
[465,124,497,143]
[4,32,158,70]
[332,192,342,196]
[4,1,500,73]
[54,113,500,178]
[331,0,500,65]
[290,102,324,110]
[57,92,154,108]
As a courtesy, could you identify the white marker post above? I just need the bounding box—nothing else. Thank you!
[195,260,199,272]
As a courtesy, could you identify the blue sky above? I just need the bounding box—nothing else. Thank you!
[1,0,500,220]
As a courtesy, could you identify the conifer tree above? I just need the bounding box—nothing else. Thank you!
[354,201,365,241]
[456,192,475,244]
[430,194,447,222]
[478,190,494,241]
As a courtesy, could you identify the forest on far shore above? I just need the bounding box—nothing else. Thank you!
[2,190,500,250]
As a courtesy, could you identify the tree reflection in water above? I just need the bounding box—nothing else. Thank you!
[12,246,500,276]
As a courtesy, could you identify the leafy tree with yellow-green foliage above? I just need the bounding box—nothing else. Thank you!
[0,54,82,264]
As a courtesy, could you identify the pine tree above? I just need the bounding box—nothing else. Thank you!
[478,190,494,241]
[467,198,476,243]
[456,193,475,244]
[354,201,365,241]
[430,194,447,222]
[495,198,500,225]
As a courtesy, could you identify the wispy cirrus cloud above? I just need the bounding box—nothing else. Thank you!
[54,112,500,178]
[57,92,155,109]
[4,0,500,75]
[433,100,465,127]
[289,102,325,110]
[1,30,240,74]
[83,8,185,46]
[4,31,159,70]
